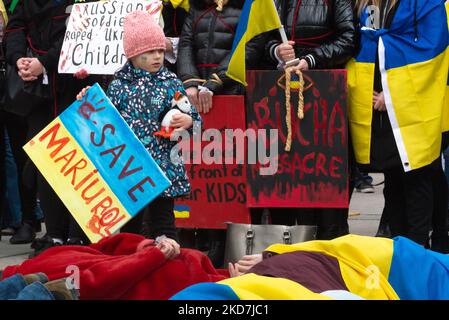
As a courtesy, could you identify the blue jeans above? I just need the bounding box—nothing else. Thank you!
[0,274,54,300]
[2,128,21,228]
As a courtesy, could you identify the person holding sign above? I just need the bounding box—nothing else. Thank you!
[78,11,201,242]
[3,0,92,252]
[259,0,356,240]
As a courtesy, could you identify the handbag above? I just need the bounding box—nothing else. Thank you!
[224,222,317,265]
[3,46,52,116]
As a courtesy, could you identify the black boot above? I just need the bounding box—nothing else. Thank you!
[29,235,62,258]
[9,222,36,244]
[430,235,449,254]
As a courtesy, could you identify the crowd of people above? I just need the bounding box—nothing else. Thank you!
[0,0,449,278]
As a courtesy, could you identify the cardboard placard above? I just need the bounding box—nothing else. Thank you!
[58,0,162,75]
[24,83,170,242]
[175,96,251,229]
[245,70,349,208]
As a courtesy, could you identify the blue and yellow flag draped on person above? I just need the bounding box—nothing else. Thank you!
[226,0,281,85]
[347,0,449,172]
[171,235,449,300]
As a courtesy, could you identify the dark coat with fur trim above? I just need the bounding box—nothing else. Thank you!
[177,0,244,95]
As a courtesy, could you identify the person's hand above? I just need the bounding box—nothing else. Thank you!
[228,262,243,278]
[232,254,263,274]
[165,38,174,54]
[18,69,37,81]
[156,237,180,259]
[16,57,30,72]
[276,41,296,63]
[290,59,309,72]
[171,113,193,131]
[76,86,91,100]
[74,68,89,80]
[27,58,44,77]
[198,90,213,114]
[185,87,199,110]
[17,57,37,81]
[373,91,386,112]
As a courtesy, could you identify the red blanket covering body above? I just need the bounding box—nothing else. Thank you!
[2,233,228,300]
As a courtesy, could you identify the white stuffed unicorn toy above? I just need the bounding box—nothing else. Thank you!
[154,91,192,138]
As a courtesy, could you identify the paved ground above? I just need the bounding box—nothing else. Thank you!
[0,174,385,271]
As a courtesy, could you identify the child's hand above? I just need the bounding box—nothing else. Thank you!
[74,68,89,80]
[76,86,91,100]
[171,113,193,131]
[155,237,180,260]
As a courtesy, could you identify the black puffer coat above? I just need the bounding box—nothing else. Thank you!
[266,0,355,69]
[177,0,244,95]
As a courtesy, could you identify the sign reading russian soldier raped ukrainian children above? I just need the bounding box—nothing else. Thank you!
[24,84,171,243]
[246,70,349,208]
[58,0,162,75]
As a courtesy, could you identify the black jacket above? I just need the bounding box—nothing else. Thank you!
[162,0,188,73]
[5,0,69,73]
[266,0,355,69]
[177,0,244,95]
[4,0,103,115]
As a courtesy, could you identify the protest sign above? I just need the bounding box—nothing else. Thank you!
[246,70,349,208]
[58,0,162,75]
[175,96,251,229]
[23,83,171,242]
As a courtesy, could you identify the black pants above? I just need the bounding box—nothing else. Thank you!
[385,160,441,246]
[37,172,85,241]
[270,207,349,240]
[429,158,448,250]
[121,197,178,242]
[26,106,86,242]
[3,112,37,225]
[0,113,5,225]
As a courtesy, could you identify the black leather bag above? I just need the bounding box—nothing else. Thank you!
[3,48,51,116]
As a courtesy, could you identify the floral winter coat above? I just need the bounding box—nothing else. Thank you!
[107,62,201,198]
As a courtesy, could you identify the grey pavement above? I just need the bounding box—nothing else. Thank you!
[0,174,385,271]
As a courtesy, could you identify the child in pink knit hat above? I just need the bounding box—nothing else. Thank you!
[77,10,201,244]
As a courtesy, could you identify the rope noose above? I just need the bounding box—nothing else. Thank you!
[285,67,292,152]
[284,67,305,152]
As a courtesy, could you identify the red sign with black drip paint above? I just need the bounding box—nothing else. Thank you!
[245,70,349,208]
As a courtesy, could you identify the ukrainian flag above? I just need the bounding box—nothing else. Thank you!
[163,0,190,12]
[443,1,449,134]
[171,235,449,300]
[226,0,281,85]
[347,0,449,171]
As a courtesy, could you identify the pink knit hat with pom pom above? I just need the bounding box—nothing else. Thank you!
[123,10,166,59]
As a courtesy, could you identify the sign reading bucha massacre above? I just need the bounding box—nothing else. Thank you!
[59,0,162,75]
[246,70,349,208]
[24,84,171,242]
